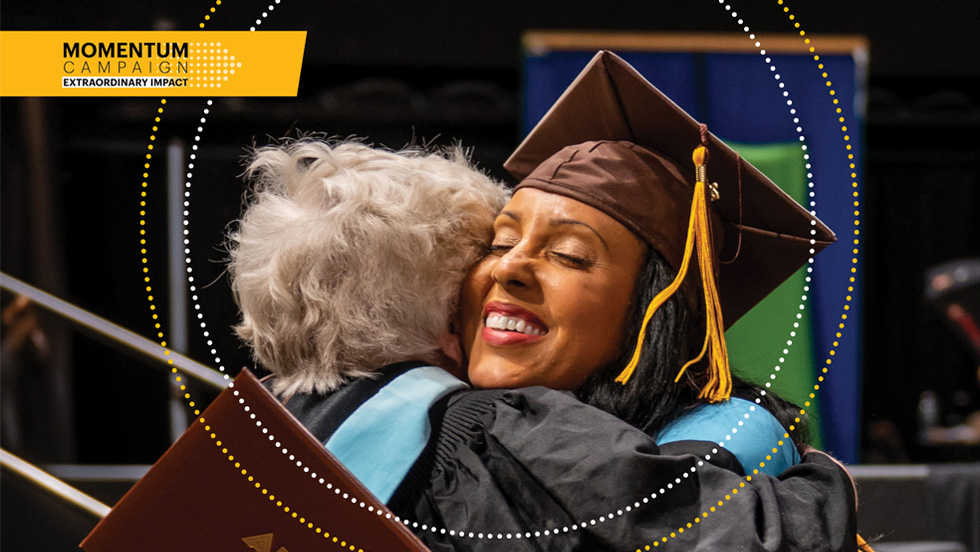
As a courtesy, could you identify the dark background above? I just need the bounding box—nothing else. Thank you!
[2,0,979,467]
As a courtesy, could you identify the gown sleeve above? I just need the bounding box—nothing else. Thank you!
[402,386,857,552]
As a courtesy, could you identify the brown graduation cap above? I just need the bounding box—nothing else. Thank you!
[505,50,835,400]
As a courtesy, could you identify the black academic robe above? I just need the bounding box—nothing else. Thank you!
[280,363,858,552]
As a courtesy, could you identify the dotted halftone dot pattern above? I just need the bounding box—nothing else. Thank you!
[186,43,240,89]
[138,0,860,547]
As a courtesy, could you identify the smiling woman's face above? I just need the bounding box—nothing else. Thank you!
[460,187,646,391]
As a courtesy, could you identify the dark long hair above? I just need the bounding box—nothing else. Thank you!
[576,247,811,451]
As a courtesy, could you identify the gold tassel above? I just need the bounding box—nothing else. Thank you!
[614,181,698,384]
[615,143,732,404]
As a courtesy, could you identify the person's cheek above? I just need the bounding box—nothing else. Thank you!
[459,258,495,356]
[469,259,495,298]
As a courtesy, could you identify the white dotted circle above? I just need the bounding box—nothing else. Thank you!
[157,0,851,544]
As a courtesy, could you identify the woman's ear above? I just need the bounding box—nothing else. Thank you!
[435,329,464,379]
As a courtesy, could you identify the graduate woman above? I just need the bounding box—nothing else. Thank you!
[458,50,831,475]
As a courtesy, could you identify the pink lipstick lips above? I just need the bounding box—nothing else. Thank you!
[481,301,548,346]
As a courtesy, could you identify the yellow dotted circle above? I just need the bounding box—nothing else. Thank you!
[141,1,861,548]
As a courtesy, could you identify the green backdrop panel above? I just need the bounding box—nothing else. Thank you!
[724,140,821,447]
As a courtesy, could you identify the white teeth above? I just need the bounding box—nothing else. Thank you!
[487,314,502,330]
[485,313,544,336]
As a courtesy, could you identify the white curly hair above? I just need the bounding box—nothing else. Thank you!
[227,138,510,397]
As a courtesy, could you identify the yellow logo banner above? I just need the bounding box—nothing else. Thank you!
[0,31,306,97]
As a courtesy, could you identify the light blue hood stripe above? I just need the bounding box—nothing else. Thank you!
[656,397,801,476]
[325,366,468,503]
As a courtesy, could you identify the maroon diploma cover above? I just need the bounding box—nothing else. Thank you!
[82,369,430,552]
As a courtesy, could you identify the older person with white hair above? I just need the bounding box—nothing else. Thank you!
[228,138,521,505]
[229,138,507,398]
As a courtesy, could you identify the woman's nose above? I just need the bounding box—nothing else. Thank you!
[490,247,535,291]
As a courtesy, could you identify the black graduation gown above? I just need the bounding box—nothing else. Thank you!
[280,364,858,552]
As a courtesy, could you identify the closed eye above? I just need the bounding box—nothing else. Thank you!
[553,251,591,267]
